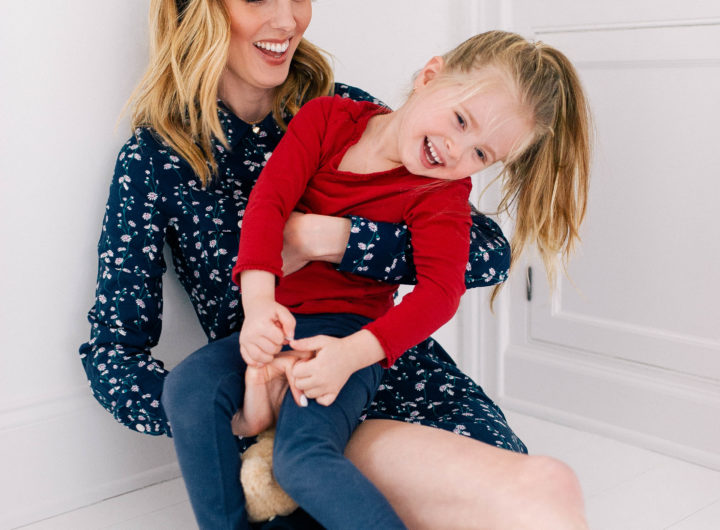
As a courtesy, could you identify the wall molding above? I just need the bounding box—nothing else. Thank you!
[501,344,720,469]
[533,17,720,35]
[0,391,179,528]
[0,386,93,432]
[2,462,181,529]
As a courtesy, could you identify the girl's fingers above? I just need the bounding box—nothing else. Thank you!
[275,306,296,342]
[291,358,315,379]
[265,321,287,346]
[288,334,329,353]
[254,335,281,356]
[245,343,273,366]
[316,394,336,407]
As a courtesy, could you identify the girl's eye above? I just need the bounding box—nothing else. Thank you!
[475,148,486,161]
[455,112,466,129]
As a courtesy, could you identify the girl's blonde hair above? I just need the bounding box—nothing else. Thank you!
[126,0,334,186]
[441,31,592,303]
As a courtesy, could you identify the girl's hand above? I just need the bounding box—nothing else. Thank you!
[239,298,295,367]
[281,212,351,276]
[289,330,385,406]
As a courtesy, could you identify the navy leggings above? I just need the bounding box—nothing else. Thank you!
[162,313,405,530]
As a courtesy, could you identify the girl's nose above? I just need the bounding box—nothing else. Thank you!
[444,137,460,161]
[270,0,297,31]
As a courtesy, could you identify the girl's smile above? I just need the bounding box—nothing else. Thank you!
[379,56,535,182]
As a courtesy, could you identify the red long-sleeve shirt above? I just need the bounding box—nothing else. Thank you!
[233,96,471,366]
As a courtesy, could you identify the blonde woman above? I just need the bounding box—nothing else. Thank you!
[80,1,587,528]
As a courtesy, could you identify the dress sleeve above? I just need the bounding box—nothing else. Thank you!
[336,207,510,288]
[363,180,472,366]
[78,133,171,436]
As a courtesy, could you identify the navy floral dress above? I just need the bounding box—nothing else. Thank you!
[79,84,526,453]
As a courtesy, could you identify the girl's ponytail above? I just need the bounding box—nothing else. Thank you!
[487,35,592,305]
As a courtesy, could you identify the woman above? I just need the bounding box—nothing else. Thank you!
[80,0,586,528]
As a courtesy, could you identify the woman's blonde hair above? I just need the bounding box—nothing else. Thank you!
[440,31,592,303]
[126,0,333,186]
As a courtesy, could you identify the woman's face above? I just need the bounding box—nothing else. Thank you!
[223,0,312,95]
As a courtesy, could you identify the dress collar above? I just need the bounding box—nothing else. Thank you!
[217,100,282,148]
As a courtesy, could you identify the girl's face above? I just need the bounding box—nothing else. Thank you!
[396,58,533,181]
[222,0,312,94]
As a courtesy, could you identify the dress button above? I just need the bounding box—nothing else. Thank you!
[252,125,260,134]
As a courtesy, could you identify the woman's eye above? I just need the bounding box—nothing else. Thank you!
[455,112,466,129]
[475,148,486,160]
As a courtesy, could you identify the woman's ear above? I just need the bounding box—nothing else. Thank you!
[414,56,446,91]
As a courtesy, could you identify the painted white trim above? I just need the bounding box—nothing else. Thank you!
[534,17,720,34]
[0,386,93,432]
[500,344,720,469]
[2,463,181,529]
[0,389,179,528]
[501,396,720,471]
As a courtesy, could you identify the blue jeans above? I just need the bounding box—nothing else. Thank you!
[162,313,405,530]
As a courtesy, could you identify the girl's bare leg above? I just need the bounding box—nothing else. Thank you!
[232,366,276,437]
[346,419,587,530]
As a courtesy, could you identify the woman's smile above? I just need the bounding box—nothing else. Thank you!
[252,38,292,64]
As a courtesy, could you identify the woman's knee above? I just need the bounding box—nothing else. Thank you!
[514,455,587,529]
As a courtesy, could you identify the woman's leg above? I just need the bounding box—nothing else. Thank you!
[161,333,251,530]
[346,419,587,530]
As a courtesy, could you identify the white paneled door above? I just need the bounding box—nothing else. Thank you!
[488,1,720,468]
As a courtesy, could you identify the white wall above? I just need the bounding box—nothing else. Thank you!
[0,1,486,526]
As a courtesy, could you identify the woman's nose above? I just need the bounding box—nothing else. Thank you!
[270,0,297,31]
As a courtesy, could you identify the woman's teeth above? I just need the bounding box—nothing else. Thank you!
[424,137,442,165]
[254,40,290,54]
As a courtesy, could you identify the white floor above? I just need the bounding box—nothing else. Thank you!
[18,410,720,530]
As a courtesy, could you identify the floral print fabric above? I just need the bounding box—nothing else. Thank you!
[79,84,524,452]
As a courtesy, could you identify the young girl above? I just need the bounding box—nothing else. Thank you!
[232,30,590,528]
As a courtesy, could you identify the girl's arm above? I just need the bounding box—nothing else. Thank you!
[238,270,295,367]
[78,132,171,436]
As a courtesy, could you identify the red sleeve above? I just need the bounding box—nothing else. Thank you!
[231,97,333,285]
[363,178,472,366]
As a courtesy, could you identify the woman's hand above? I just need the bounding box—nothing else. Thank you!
[281,212,352,276]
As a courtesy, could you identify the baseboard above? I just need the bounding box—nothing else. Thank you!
[0,392,179,529]
[500,345,720,470]
[4,463,181,529]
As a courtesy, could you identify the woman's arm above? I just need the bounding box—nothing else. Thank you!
[78,132,171,436]
[282,208,510,288]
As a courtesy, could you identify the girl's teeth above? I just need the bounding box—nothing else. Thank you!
[425,138,442,164]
